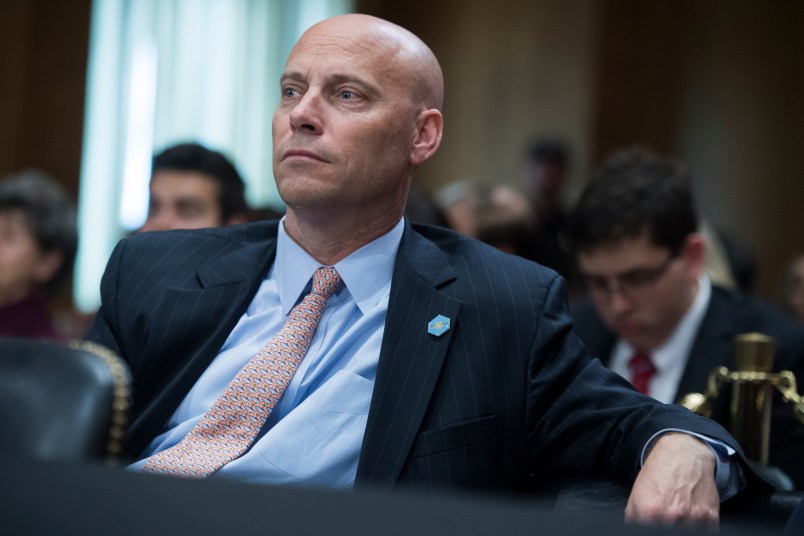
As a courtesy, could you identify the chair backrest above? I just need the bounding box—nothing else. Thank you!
[0,337,130,462]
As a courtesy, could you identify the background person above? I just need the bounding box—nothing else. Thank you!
[779,253,804,325]
[436,181,537,258]
[0,170,77,340]
[569,147,804,489]
[521,139,577,291]
[139,142,249,232]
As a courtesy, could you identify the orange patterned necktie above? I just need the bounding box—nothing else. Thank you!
[142,267,342,478]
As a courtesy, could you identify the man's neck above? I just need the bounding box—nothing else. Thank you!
[283,207,404,266]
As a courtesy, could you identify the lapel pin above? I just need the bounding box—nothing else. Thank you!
[427,314,451,337]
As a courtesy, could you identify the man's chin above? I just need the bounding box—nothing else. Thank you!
[276,179,336,205]
[281,192,342,212]
[614,325,649,348]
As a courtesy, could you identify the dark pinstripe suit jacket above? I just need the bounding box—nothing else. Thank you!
[86,220,737,492]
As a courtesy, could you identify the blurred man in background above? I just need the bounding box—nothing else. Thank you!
[139,142,249,232]
[569,147,804,489]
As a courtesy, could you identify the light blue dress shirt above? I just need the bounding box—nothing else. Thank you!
[130,217,404,488]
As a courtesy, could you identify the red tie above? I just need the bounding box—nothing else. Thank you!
[628,351,656,395]
[142,267,342,478]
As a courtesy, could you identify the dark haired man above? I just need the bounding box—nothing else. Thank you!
[522,139,577,292]
[139,142,249,232]
[570,147,804,489]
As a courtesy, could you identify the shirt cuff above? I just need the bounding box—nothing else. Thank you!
[642,428,743,502]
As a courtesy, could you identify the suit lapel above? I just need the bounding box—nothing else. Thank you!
[129,232,278,453]
[677,288,736,399]
[356,224,460,487]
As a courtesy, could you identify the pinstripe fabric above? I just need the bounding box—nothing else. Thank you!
[87,219,741,491]
[86,225,280,458]
[142,267,341,477]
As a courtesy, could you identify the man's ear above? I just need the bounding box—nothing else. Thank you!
[33,250,64,285]
[681,232,707,277]
[410,109,443,167]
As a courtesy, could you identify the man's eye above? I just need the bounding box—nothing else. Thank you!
[339,90,354,100]
[622,271,651,287]
[177,205,203,218]
[284,87,299,98]
[583,276,608,292]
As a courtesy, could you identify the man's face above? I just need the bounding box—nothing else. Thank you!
[528,162,566,201]
[271,22,421,217]
[139,171,223,232]
[0,210,56,305]
[576,232,704,351]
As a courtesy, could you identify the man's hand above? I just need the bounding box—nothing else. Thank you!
[625,432,719,531]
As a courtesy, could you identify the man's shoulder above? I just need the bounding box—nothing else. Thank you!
[107,220,280,284]
[709,285,804,369]
[405,222,564,307]
[568,297,615,359]
[121,220,280,252]
[709,285,801,332]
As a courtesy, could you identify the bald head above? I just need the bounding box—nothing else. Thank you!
[272,14,445,253]
[293,14,444,111]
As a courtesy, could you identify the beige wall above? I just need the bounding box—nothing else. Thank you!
[361,0,804,299]
[360,0,598,200]
[0,0,91,195]
[678,1,804,297]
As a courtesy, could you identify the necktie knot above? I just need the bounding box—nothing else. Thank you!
[628,351,656,395]
[312,267,342,299]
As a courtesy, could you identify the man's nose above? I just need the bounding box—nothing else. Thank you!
[605,283,634,316]
[609,287,633,315]
[289,91,323,134]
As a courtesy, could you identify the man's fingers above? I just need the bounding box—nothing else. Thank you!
[625,433,721,531]
[626,492,719,532]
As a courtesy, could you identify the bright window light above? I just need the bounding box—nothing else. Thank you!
[75,0,353,313]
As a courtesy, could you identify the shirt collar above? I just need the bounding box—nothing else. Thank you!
[651,273,711,371]
[273,216,404,315]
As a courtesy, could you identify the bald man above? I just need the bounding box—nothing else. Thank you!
[86,14,750,530]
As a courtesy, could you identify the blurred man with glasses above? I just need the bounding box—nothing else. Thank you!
[568,147,804,489]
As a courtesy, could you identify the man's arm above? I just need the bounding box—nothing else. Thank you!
[626,433,719,531]
[524,273,749,530]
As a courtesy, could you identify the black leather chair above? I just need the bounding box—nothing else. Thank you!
[0,337,131,463]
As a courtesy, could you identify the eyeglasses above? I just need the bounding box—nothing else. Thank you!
[580,255,676,299]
